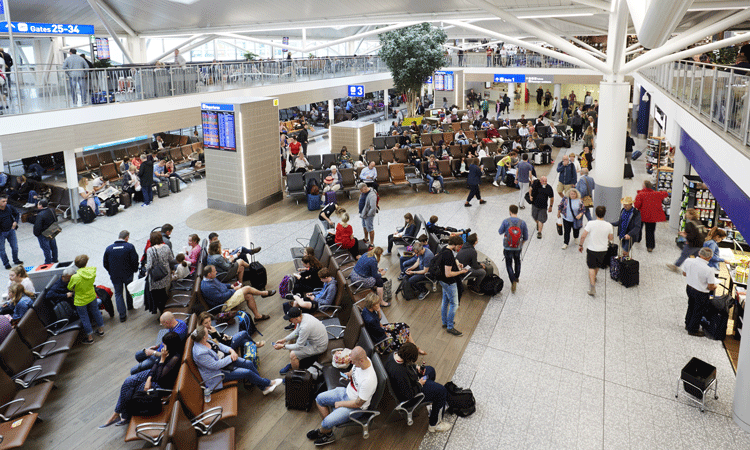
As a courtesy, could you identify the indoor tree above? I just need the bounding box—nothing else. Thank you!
[379,23,447,118]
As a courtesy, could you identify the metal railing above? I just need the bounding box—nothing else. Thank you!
[446,51,582,69]
[641,61,750,150]
[0,56,386,116]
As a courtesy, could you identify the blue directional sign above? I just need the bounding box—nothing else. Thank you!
[425,76,432,84]
[0,3,4,15]
[0,22,95,35]
[201,103,234,112]
[348,85,365,97]
[494,74,526,83]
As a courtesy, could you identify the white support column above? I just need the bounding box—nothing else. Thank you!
[127,37,147,63]
[328,99,335,151]
[508,82,515,111]
[64,149,81,221]
[593,82,630,222]
[383,89,388,120]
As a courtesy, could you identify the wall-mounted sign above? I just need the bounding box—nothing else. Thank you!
[434,71,454,91]
[201,103,236,151]
[426,76,432,84]
[493,74,526,83]
[654,105,667,130]
[348,85,365,97]
[526,75,554,84]
[0,22,95,35]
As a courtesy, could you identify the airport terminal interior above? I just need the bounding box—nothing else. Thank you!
[1,1,750,449]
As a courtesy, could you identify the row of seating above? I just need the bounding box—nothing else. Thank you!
[76,143,150,176]
[2,177,72,222]
[0,276,83,449]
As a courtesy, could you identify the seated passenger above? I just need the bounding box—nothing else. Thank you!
[122,165,140,197]
[292,255,324,295]
[100,331,183,428]
[207,232,261,262]
[351,247,388,307]
[456,233,487,293]
[7,265,35,297]
[78,177,101,216]
[206,240,250,285]
[404,242,434,300]
[184,234,201,273]
[291,152,310,173]
[130,311,188,374]
[7,283,33,323]
[283,268,337,316]
[198,311,263,353]
[387,213,417,254]
[200,265,274,321]
[337,147,354,169]
[334,211,362,258]
[45,266,76,308]
[359,160,378,189]
[384,342,451,433]
[360,293,425,356]
[274,307,329,374]
[398,234,428,278]
[455,130,470,145]
[172,254,190,281]
[193,325,282,394]
[425,215,450,238]
[485,124,503,144]
[425,155,446,194]
[323,166,342,193]
[307,346,377,446]
[165,160,190,185]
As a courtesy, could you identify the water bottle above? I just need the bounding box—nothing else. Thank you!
[204,389,211,403]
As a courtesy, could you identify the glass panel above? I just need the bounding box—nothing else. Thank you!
[713,71,728,126]
[691,66,702,110]
[727,72,748,138]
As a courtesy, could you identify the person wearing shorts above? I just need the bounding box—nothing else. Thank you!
[274,307,328,374]
[528,176,555,239]
[579,205,614,297]
[358,183,378,245]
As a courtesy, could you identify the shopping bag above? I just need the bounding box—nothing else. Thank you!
[127,277,147,310]
[556,217,563,236]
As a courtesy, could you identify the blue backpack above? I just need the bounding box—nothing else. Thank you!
[237,310,260,337]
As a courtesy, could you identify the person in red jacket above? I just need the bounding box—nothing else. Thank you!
[334,210,362,258]
[634,180,669,252]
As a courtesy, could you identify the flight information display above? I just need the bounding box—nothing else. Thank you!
[201,103,236,151]
[201,111,220,149]
[218,112,236,150]
[434,71,454,91]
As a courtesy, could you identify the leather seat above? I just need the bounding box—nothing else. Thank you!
[0,412,38,449]
[318,310,362,366]
[0,331,66,388]
[0,369,53,420]
[166,401,235,450]
[16,307,78,357]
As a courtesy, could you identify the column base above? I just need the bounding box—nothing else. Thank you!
[594,184,623,223]
[734,411,750,434]
[207,191,283,216]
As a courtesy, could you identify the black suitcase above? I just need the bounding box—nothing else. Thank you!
[701,308,728,340]
[624,163,634,179]
[553,136,571,148]
[169,177,180,193]
[78,204,96,223]
[156,181,170,198]
[246,262,267,290]
[285,370,315,411]
[619,258,639,287]
[105,198,119,216]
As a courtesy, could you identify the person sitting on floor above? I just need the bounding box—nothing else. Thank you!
[206,240,250,286]
[283,268,337,316]
[200,265,274,321]
[193,325,282,394]
[274,307,329,374]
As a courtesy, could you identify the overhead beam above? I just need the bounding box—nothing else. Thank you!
[623,7,750,73]
[643,31,750,70]
[689,1,750,11]
[148,34,202,64]
[446,20,599,72]
[170,35,217,59]
[302,22,419,53]
[625,45,642,56]
[606,0,629,79]
[465,0,612,74]
[93,0,137,37]
[216,32,304,53]
[553,18,609,35]
[353,26,371,55]
[86,0,135,63]
[567,35,606,59]
[569,0,611,11]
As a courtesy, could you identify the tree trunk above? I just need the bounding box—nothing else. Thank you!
[406,89,418,118]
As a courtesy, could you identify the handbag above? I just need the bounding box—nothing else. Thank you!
[216,311,237,325]
[582,177,593,207]
[524,192,533,205]
[125,390,163,417]
[382,278,393,302]
[556,217,563,236]
[147,248,169,282]
[42,222,62,240]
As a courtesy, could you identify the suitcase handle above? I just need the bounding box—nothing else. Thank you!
[618,238,633,260]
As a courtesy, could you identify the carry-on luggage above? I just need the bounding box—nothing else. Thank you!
[631,150,643,161]
[169,176,180,193]
[444,382,476,417]
[156,181,170,198]
[701,307,729,340]
[480,274,504,296]
[120,192,132,208]
[624,163,634,179]
[553,135,571,148]
[396,278,419,301]
[104,197,119,216]
[91,91,115,104]
[78,204,96,223]
[307,193,321,211]
[246,262,267,290]
[610,240,639,287]
[285,370,316,411]
[533,152,543,165]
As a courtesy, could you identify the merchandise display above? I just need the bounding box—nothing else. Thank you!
[647,136,673,218]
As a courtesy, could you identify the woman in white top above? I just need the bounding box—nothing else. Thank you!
[78,178,102,215]
[8,265,35,297]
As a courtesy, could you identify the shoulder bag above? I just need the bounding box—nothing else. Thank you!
[148,247,169,282]
[42,222,62,240]
[582,177,593,207]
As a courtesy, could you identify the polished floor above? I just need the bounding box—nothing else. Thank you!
[7,107,748,449]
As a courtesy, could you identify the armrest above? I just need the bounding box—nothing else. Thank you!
[295,237,311,247]
[31,340,58,358]
[347,410,381,439]
[45,318,70,335]
[169,293,191,301]
[398,392,425,412]
[171,312,190,320]
[317,305,341,318]
[191,406,223,435]
[326,325,346,340]
[135,423,167,446]
[12,366,42,388]
[147,388,173,399]
[0,398,26,420]
[200,373,225,394]
[208,304,224,315]
[214,323,228,334]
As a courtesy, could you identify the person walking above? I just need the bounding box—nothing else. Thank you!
[0,195,22,269]
[138,155,155,206]
[61,49,89,105]
[358,183,378,245]
[515,154,535,209]
[528,176,555,239]
[103,230,139,322]
[578,206,614,297]
[32,199,58,264]
[611,197,641,257]
[464,160,486,207]
[557,188,586,250]
[556,154,577,199]
[575,168,595,220]
[498,205,529,293]
[634,180,669,252]
[667,209,705,272]
[437,235,469,336]
[682,247,718,337]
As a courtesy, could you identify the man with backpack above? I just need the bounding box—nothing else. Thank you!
[430,235,469,336]
[498,205,529,293]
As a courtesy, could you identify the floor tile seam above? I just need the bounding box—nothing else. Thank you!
[480,344,607,383]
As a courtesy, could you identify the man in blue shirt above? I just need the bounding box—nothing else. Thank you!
[464,161,486,207]
[282,268,337,319]
[200,265,275,320]
[404,242,434,300]
[103,230,139,322]
[498,205,529,293]
[556,154,577,198]
[514,154,536,209]
[130,311,188,374]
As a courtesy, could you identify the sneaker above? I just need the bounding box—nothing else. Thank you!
[3,265,10,270]
[537,232,542,239]
[398,273,405,281]
[307,429,323,440]
[284,293,295,300]
[443,189,449,194]
[587,286,596,297]
[418,291,429,300]
[284,323,295,330]
[492,181,499,187]
[511,281,517,293]
[666,263,680,273]
[13,260,22,266]
[561,244,568,249]
[441,324,447,329]
[479,200,487,204]
[464,202,471,207]
[95,329,105,337]
[688,330,705,337]
[279,364,292,375]
[82,337,95,345]
[446,328,463,336]
[428,421,453,433]
[314,432,336,446]
[262,378,283,395]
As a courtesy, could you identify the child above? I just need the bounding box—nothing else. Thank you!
[172,253,190,281]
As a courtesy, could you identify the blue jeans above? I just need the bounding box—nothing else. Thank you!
[131,350,157,375]
[112,276,134,320]
[494,165,507,182]
[76,300,104,336]
[408,274,428,294]
[426,174,444,192]
[316,387,357,430]
[27,190,38,204]
[37,236,58,264]
[230,331,252,351]
[420,366,447,426]
[440,281,458,329]
[141,184,153,205]
[0,229,20,266]
[223,357,270,389]
[400,255,418,274]
[675,245,701,267]
[69,77,85,103]
[80,197,101,215]
[504,249,521,283]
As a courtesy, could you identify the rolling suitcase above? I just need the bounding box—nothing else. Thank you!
[156,181,170,198]
[120,192,132,208]
[244,246,266,290]
[169,177,180,193]
[533,152,543,165]
[631,150,643,161]
[624,163,634,179]
[553,135,571,148]
[701,307,728,340]
[285,370,315,411]
[105,197,119,216]
[78,204,96,223]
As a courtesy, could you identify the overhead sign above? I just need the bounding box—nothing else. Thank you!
[83,135,149,152]
[0,2,4,15]
[425,76,432,84]
[526,75,554,84]
[0,22,95,35]
[348,85,365,97]
[201,103,234,112]
[435,70,454,75]
[494,74,525,83]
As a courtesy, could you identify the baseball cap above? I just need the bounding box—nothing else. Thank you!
[284,307,301,321]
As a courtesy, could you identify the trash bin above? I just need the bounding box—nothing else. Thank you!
[676,357,718,412]
[26,261,74,291]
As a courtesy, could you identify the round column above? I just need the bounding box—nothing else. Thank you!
[593,81,630,222]
[508,82,515,111]
[735,308,750,432]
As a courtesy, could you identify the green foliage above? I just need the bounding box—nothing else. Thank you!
[713,46,736,66]
[243,51,259,61]
[379,23,447,116]
[93,58,111,68]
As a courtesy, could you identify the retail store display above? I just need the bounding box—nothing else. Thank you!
[646,136,673,217]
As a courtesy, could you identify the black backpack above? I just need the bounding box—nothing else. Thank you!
[396,279,419,301]
[78,204,96,223]
[444,381,476,417]
[480,274,504,296]
[428,248,449,280]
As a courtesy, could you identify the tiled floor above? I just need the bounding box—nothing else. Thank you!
[5,112,747,449]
